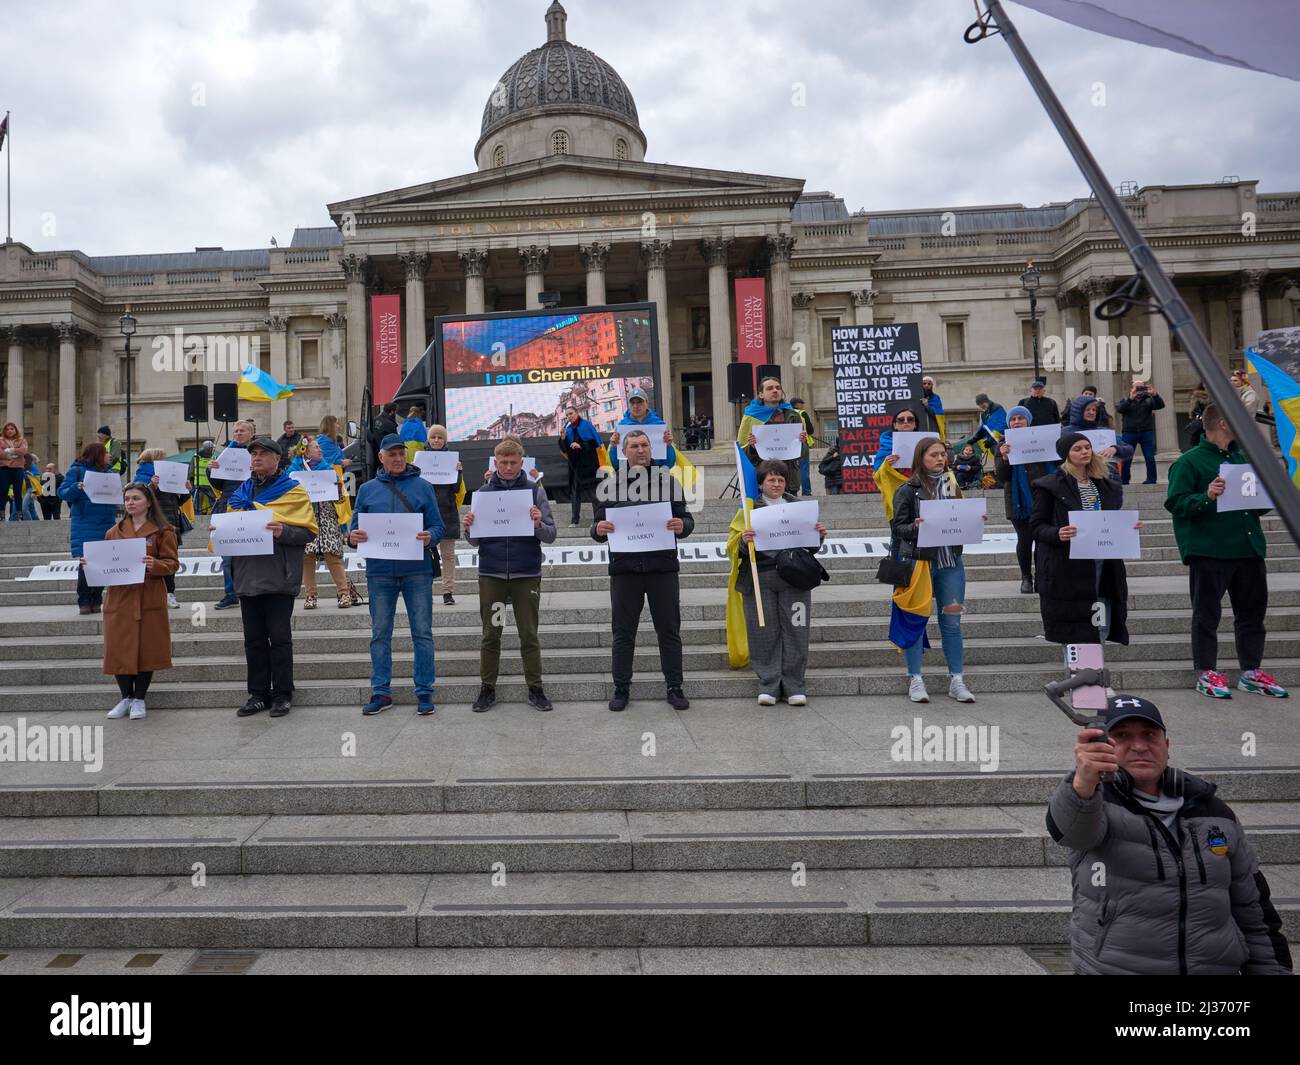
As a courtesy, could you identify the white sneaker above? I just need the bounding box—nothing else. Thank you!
[167,593,180,609]
[129,699,147,720]
[787,693,807,706]
[107,698,131,719]
[908,675,929,703]
[757,693,778,706]
[948,674,975,703]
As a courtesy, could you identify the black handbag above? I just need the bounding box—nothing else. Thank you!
[775,547,829,591]
[876,532,916,587]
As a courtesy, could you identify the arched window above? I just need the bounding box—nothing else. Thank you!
[550,129,569,156]
[614,137,628,161]
[493,144,506,168]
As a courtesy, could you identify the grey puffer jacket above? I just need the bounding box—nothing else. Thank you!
[1048,770,1292,975]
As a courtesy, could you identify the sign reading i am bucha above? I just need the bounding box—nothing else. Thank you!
[832,323,923,495]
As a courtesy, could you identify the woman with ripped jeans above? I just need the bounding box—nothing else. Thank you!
[889,437,978,704]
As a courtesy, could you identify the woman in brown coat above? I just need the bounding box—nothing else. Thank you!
[95,483,179,719]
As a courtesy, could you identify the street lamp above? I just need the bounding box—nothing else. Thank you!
[1020,261,1042,380]
[119,308,137,481]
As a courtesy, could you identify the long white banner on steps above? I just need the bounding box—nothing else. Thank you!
[15,534,1024,581]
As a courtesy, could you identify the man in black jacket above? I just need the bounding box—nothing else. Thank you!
[592,429,694,712]
[368,403,399,456]
[1019,377,1060,428]
[1116,379,1165,484]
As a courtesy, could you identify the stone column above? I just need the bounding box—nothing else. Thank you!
[580,241,610,306]
[1149,307,1179,465]
[324,312,347,419]
[851,288,876,326]
[640,238,674,426]
[792,291,816,402]
[519,245,549,309]
[266,315,290,429]
[1084,277,1119,406]
[460,249,488,314]
[766,234,796,382]
[1056,291,1085,402]
[56,322,78,468]
[701,237,734,440]
[4,326,23,431]
[1239,269,1267,355]
[400,251,429,375]
[341,253,369,412]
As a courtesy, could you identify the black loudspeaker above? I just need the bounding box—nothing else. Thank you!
[213,383,239,422]
[727,362,755,403]
[757,363,782,385]
[183,384,208,423]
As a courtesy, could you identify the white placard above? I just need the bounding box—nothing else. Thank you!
[488,456,543,480]
[917,498,986,546]
[82,538,147,587]
[1007,424,1062,465]
[621,423,668,461]
[749,499,821,550]
[413,450,460,485]
[357,512,425,561]
[290,469,340,502]
[1217,463,1274,512]
[751,422,804,461]
[890,431,933,463]
[606,501,676,553]
[209,446,252,482]
[1080,429,1117,453]
[209,510,275,556]
[470,488,536,538]
[153,460,189,494]
[1068,509,1141,559]
[82,470,124,505]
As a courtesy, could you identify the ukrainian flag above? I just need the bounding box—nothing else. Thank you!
[226,472,318,535]
[238,364,296,402]
[725,443,762,669]
[888,555,932,654]
[1249,348,1300,487]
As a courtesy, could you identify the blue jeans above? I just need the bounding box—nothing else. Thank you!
[222,555,235,597]
[903,559,966,675]
[1121,429,1157,483]
[367,573,436,698]
[799,455,812,496]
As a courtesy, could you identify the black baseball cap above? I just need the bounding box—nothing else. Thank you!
[247,435,283,456]
[1102,694,1165,731]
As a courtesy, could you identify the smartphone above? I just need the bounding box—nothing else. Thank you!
[1066,643,1108,710]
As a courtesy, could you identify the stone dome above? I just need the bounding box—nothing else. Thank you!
[475,2,646,168]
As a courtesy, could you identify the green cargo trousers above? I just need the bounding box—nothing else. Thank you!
[478,575,543,688]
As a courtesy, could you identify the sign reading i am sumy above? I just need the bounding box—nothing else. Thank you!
[832,323,923,494]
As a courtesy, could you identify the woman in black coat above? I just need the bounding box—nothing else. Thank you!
[1029,432,1138,648]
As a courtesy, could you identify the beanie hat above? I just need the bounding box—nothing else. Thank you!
[1057,431,1088,461]
[975,393,990,406]
[1008,405,1033,424]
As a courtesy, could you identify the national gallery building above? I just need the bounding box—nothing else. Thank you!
[2,1,1298,467]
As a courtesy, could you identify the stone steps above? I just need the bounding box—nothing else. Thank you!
[3,801,1297,878]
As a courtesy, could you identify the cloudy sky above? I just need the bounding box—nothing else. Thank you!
[6,0,1298,256]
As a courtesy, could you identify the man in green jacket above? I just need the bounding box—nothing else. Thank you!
[1165,403,1287,700]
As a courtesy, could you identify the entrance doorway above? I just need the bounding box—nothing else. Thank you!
[681,372,714,450]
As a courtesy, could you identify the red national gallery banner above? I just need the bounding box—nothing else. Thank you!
[833,322,923,494]
[371,294,403,406]
[734,278,767,367]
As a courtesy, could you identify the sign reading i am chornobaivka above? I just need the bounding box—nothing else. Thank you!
[832,323,923,494]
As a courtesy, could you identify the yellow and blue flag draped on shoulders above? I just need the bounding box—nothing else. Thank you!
[874,458,910,522]
[889,556,932,654]
[224,472,318,537]
[725,442,762,669]
[237,364,296,402]
[1248,347,1300,487]
[331,464,352,527]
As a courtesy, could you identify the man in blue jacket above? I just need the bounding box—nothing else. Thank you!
[349,434,444,716]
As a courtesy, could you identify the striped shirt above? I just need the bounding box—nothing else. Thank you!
[1078,478,1101,511]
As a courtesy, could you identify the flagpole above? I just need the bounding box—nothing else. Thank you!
[5,111,10,242]
[744,500,766,628]
[972,0,1300,547]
